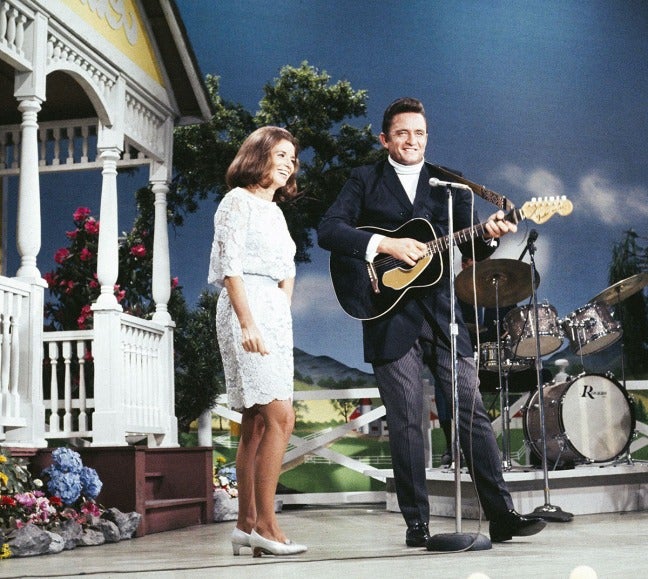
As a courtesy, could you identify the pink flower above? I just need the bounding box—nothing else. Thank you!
[171,276,179,288]
[65,230,78,239]
[79,248,93,261]
[84,218,99,235]
[130,244,146,258]
[89,279,99,289]
[73,207,92,222]
[54,248,70,264]
[64,280,76,294]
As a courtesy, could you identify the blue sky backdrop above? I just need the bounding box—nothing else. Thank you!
[11,1,647,373]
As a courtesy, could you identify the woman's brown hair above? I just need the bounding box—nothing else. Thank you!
[226,126,300,201]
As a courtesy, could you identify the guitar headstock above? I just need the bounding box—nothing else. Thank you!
[519,196,573,224]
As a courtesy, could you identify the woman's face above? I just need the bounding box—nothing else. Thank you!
[267,139,297,190]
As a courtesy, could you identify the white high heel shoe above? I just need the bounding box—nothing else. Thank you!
[249,529,307,557]
[231,527,251,555]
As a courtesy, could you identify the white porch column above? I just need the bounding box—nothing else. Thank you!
[90,146,126,446]
[95,147,122,309]
[15,97,42,279]
[150,180,171,324]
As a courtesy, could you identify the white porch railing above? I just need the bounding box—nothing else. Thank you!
[40,312,176,446]
[0,277,31,434]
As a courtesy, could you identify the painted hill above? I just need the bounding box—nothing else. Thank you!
[293,347,375,386]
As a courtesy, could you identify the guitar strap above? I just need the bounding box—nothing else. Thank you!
[427,163,516,211]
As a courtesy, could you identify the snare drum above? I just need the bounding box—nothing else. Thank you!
[561,302,622,356]
[503,303,563,358]
[479,339,530,373]
[523,373,634,468]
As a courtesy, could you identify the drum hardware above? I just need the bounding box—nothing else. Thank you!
[518,230,573,522]
[456,258,539,472]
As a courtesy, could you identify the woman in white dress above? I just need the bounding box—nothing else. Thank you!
[208,126,306,557]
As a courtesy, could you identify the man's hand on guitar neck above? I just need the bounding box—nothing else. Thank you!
[483,210,518,240]
[377,236,428,267]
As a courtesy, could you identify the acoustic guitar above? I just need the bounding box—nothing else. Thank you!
[329,196,573,320]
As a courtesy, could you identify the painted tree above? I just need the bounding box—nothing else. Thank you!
[608,229,648,377]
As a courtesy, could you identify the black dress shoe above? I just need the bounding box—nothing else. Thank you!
[405,521,431,547]
[489,510,547,542]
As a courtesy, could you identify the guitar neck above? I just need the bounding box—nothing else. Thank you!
[427,208,522,254]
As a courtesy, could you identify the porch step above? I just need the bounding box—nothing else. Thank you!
[144,497,210,535]
[30,446,214,536]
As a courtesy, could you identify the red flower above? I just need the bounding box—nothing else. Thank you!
[130,244,146,258]
[171,276,179,288]
[79,248,93,261]
[43,272,56,287]
[84,218,99,235]
[65,230,78,239]
[49,496,63,507]
[54,248,70,264]
[73,207,92,222]
[1,495,16,506]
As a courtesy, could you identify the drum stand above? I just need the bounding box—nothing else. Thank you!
[524,235,573,523]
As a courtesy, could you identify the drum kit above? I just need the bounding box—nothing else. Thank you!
[456,261,648,470]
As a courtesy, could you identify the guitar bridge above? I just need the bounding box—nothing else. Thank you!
[366,262,380,294]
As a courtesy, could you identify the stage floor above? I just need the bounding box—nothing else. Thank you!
[1,506,646,578]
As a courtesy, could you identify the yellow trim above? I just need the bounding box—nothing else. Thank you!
[60,0,164,86]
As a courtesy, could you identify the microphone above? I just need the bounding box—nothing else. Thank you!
[428,177,473,191]
[518,229,539,261]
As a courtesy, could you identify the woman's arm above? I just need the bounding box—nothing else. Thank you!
[223,276,269,355]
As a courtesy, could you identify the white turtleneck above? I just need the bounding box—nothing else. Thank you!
[389,156,424,204]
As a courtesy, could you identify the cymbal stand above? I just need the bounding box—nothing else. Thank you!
[525,235,573,523]
[490,276,513,471]
[426,184,491,551]
[612,286,637,466]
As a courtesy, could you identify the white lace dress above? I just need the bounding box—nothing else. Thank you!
[208,187,296,410]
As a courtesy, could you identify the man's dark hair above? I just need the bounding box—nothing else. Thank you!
[381,97,426,135]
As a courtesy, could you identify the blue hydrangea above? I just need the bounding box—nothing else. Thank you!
[80,466,103,499]
[50,447,83,473]
[219,466,237,483]
[46,471,82,505]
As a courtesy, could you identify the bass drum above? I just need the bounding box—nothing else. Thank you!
[523,373,635,468]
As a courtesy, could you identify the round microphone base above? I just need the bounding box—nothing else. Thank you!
[426,532,492,552]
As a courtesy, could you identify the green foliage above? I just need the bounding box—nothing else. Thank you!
[173,290,225,432]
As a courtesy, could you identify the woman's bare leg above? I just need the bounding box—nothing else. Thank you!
[253,399,295,542]
[235,407,265,533]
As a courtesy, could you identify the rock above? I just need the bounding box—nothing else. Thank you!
[92,519,121,543]
[103,507,142,539]
[213,488,238,522]
[58,519,83,550]
[45,531,65,554]
[78,527,105,547]
[7,525,51,557]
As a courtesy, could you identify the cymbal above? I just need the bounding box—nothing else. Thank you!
[456,259,540,308]
[589,272,648,306]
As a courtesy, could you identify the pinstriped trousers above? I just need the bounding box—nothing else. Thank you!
[373,318,515,526]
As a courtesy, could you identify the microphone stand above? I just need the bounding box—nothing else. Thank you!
[427,184,491,551]
[524,235,573,523]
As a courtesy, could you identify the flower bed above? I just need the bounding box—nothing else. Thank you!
[0,448,140,558]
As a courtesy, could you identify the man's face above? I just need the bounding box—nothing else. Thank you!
[379,112,428,165]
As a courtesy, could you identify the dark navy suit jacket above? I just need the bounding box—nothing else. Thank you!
[318,159,496,364]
